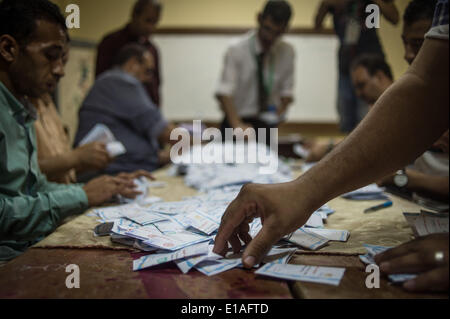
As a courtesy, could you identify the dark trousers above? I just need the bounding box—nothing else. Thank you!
[220,117,277,146]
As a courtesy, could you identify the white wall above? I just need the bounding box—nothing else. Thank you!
[154,33,340,123]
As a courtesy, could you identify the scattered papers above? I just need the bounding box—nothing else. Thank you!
[133,241,210,271]
[287,228,329,250]
[293,143,310,159]
[404,211,449,237]
[359,244,417,283]
[304,228,350,242]
[255,263,346,286]
[79,123,126,157]
[342,184,388,201]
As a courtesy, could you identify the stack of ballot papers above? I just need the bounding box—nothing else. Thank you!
[359,244,417,283]
[403,210,449,237]
[79,123,126,157]
[89,184,349,283]
[342,184,389,201]
[171,142,293,192]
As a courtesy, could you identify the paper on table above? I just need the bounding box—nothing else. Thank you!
[79,123,126,157]
[413,211,449,237]
[133,241,209,271]
[255,263,346,286]
[287,228,329,250]
[304,228,350,242]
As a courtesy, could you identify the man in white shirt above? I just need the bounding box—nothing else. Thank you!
[215,0,295,141]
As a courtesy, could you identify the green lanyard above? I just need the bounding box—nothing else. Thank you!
[251,35,275,98]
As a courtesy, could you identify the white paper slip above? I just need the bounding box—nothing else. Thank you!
[124,210,167,226]
[414,211,449,237]
[148,201,201,216]
[133,242,209,271]
[106,141,126,157]
[293,143,310,159]
[175,255,209,274]
[288,228,329,250]
[79,123,115,145]
[195,258,242,277]
[184,210,220,235]
[403,212,421,237]
[255,263,346,286]
[111,218,140,236]
[304,212,324,228]
[304,228,350,242]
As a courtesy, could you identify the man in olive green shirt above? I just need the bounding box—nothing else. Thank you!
[0,0,142,261]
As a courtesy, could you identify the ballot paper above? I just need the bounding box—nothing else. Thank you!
[304,228,350,242]
[133,241,210,271]
[175,244,220,274]
[342,184,388,201]
[255,263,346,286]
[293,143,311,159]
[119,177,150,204]
[183,210,220,235]
[287,228,329,250]
[304,211,324,228]
[408,211,449,237]
[195,258,243,277]
[78,123,126,157]
[359,244,417,283]
[111,218,140,236]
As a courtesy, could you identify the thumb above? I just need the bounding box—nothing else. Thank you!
[242,224,282,269]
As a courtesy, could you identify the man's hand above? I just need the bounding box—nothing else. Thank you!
[374,233,449,293]
[82,175,141,207]
[116,170,155,182]
[213,182,310,268]
[73,142,111,172]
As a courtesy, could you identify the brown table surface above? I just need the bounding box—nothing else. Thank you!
[0,165,448,299]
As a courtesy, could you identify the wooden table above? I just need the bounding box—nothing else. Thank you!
[0,166,447,299]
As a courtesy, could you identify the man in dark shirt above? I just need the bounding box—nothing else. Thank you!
[315,0,399,132]
[96,0,162,107]
[75,44,175,176]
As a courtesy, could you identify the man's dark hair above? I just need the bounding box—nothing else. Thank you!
[351,54,393,81]
[261,0,292,26]
[113,43,148,66]
[403,0,437,26]
[132,0,162,17]
[0,0,68,46]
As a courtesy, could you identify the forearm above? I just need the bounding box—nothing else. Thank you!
[314,3,330,29]
[38,151,78,177]
[217,95,243,128]
[294,39,449,211]
[0,186,88,242]
[373,0,399,25]
[407,169,449,199]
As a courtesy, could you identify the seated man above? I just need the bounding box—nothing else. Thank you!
[0,0,141,262]
[32,47,111,183]
[74,44,176,176]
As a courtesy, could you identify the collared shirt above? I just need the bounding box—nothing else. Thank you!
[34,95,77,184]
[74,68,168,175]
[0,82,88,261]
[215,30,295,118]
[96,24,162,107]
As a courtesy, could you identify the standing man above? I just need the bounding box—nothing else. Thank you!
[315,0,399,133]
[96,0,162,107]
[215,0,295,141]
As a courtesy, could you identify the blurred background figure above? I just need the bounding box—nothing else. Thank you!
[315,0,399,133]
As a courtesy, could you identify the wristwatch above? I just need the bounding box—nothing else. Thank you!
[393,169,409,188]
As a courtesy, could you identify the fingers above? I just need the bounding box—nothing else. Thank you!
[242,224,282,269]
[375,239,421,264]
[213,198,253,255]
[379,252,435,274]
[403,267,449,293]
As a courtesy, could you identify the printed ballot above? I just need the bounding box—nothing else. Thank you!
[79,123,126,157]
[255,263,346,286]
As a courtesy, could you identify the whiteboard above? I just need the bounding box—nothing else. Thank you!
[153,33,339,123]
